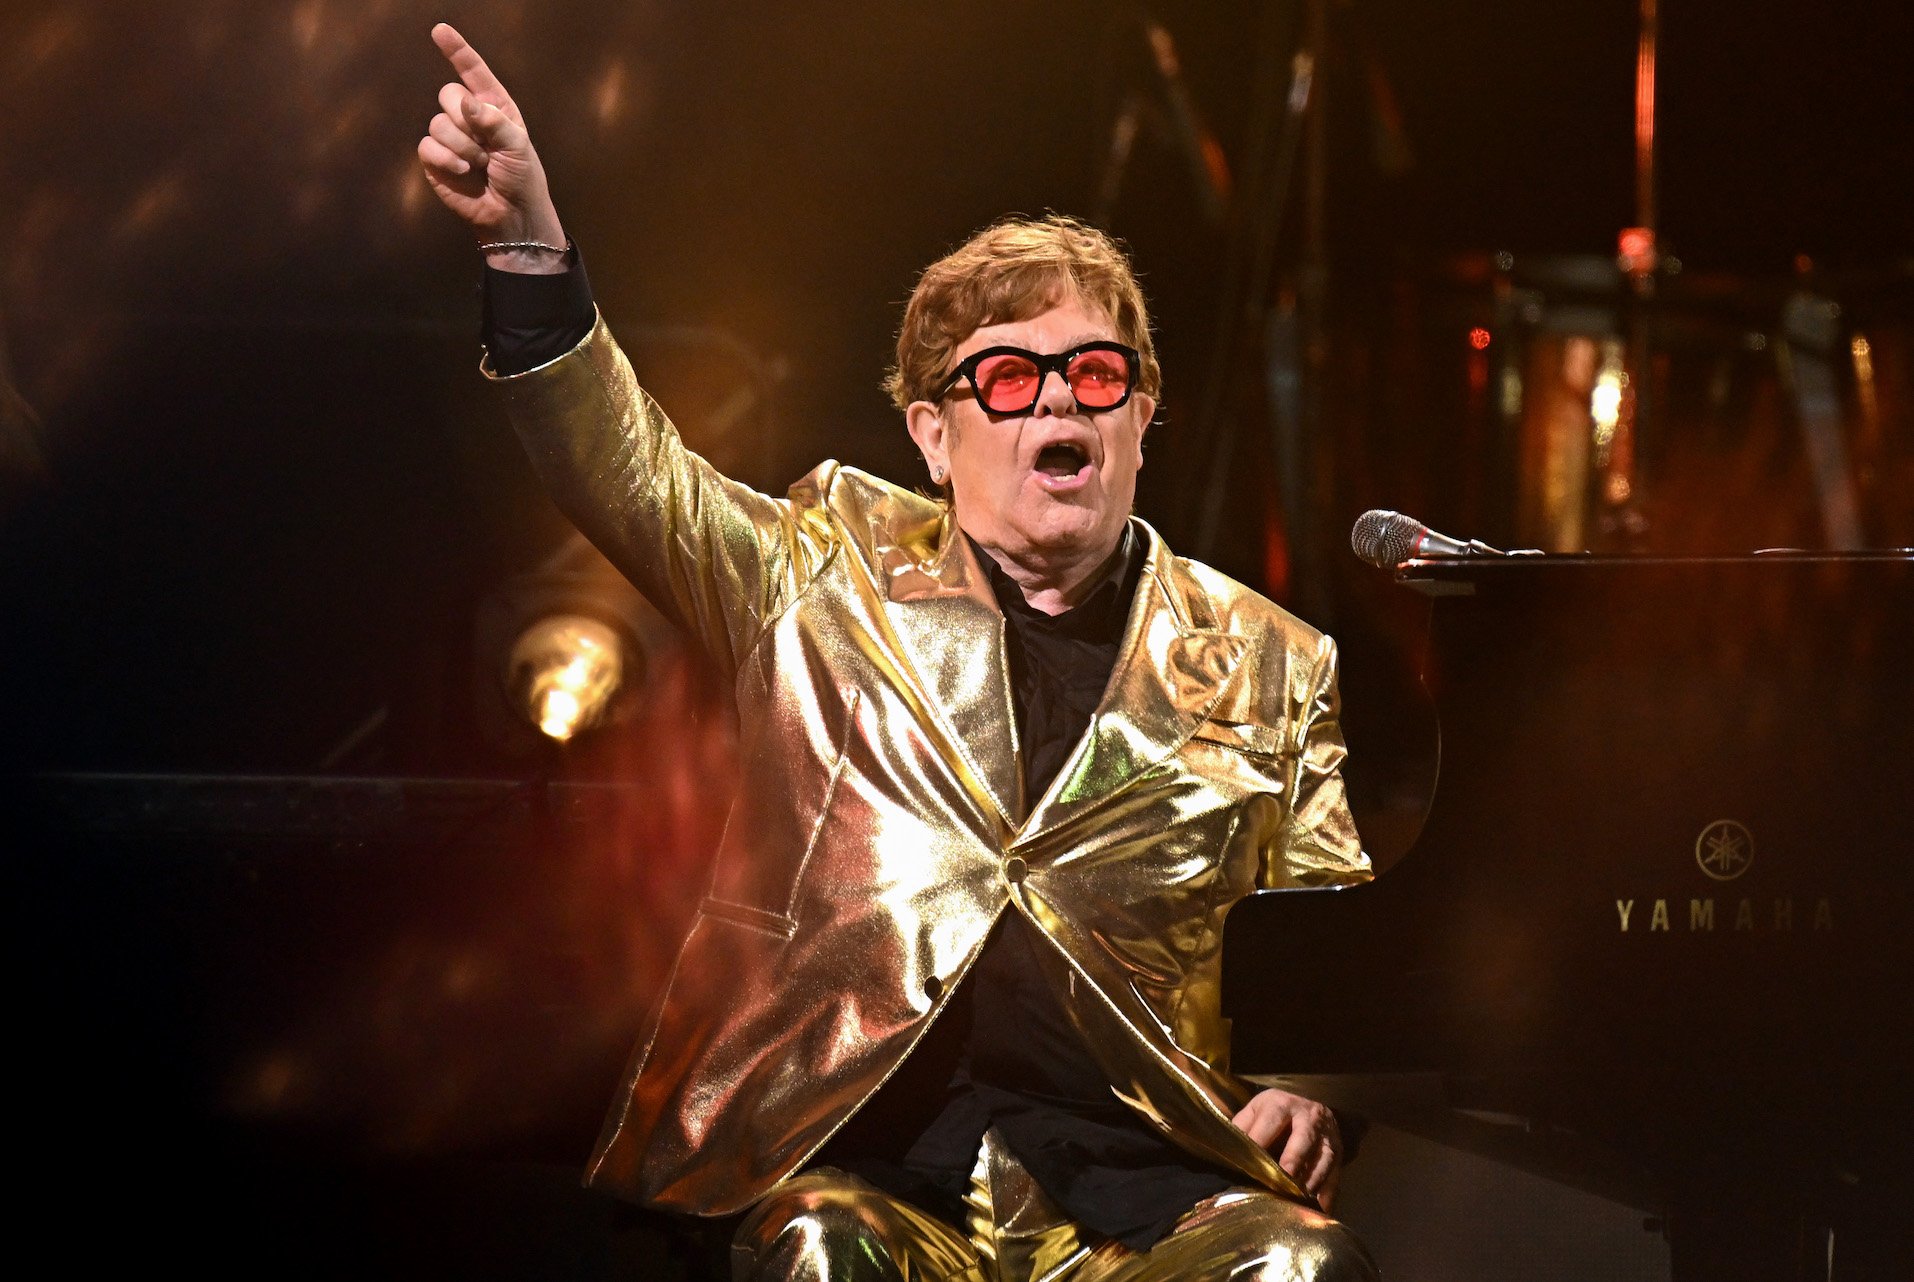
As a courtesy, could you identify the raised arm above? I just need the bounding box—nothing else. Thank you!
[418,25,822,675]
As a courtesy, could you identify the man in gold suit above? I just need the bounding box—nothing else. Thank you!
[419,23,1379,1282]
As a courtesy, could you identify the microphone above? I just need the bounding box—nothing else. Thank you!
[1351,510,1504,567]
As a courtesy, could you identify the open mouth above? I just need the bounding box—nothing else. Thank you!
[1034,442,1091,480]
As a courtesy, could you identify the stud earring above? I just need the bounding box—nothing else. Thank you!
[931,465,945,482]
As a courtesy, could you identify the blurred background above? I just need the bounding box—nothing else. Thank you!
[2,1,1909,1276]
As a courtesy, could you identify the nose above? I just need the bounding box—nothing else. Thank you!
[1032,368,1077,417]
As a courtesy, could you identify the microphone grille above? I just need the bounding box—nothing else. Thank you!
[1351,509,1420,568]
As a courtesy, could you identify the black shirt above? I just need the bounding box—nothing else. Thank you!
[484,258,1241,1248]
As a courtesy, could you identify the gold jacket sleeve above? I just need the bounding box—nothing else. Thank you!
[483,314,833,679]
[1263,634,1365,890]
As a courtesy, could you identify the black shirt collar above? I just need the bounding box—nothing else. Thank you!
[966,523,1145,641]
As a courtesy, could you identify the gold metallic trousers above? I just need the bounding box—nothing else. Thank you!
[731,1129,1379,1282]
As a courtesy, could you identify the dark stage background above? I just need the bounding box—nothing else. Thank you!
[2,1,1910,1276]
[4,0,1911,771]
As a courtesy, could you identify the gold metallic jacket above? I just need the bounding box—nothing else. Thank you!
[488,317,1370,1216]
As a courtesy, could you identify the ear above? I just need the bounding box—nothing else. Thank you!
[1129,392,1156,466]
[905,400,952,478]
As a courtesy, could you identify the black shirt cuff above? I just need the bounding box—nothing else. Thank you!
[480,246,597,376]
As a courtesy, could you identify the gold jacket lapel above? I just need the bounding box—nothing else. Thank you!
[879,515,1023,830]
[1017,524,1245,846]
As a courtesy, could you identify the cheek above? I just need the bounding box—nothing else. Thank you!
[1106,426,1147,479]
[958,437,1020,488]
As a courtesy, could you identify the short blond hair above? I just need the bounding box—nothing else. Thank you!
[885,214,1160,413]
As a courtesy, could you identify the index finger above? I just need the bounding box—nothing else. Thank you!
[432,22,506,98]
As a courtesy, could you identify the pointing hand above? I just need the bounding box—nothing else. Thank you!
[417,23,567,272]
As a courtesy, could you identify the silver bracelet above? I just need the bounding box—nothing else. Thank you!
[477,238,570,256]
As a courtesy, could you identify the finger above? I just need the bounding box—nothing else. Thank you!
[1278,1121,1317,1180]
[439,81,473,124]
[417,134,473,179]
[1229,1097,1259,1141]
[437,78,519,131]
[1306,1137,1339,1196]
[417,140,488,201]
[431,22,509,100]
[459,94,528,151]
[1247,1106,1291,1152]
[1317,1165,1341,1213]
[428,113,487,168]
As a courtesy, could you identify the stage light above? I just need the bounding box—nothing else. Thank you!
[1591,373,1624,434]
[470,536,689,764]
[506,614,626,743]
[1591,339,1628,457]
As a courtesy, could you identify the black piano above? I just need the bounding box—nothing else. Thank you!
[1223,553,1914,1280]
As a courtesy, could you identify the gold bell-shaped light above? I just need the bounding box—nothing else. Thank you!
[506,614,626,743]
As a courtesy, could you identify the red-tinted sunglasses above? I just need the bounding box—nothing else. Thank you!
[933,342,1140,416]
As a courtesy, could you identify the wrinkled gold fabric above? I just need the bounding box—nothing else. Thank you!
[485,316,1370,1216]
[730,1127,1379,1282]
[732,1168,985,1282]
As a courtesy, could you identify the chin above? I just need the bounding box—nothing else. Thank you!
[1019,507,1116,556]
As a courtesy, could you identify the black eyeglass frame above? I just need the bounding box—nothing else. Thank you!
[932,341,1142,416]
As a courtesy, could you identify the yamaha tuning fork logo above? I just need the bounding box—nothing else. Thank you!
[1695,819,1754,881]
